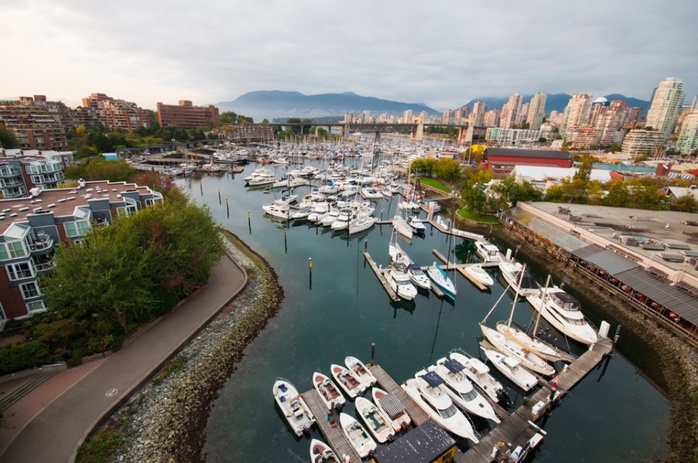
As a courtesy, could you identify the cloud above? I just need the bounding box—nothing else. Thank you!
[2,0,696,111]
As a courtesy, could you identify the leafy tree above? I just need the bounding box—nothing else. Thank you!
[671,193,698,213]
[544,184,565,202]
[603,181,631,207]
[461,181,488,214]
[0,124,18,148]
[63,156,135,182]
[220,111,238,124]
[434,158,462,183]
[574,154,595,183]
[489,177,543,212]
[409,157,437,177]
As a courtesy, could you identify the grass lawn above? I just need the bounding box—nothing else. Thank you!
[419,178,452,193]
[457,208,500,223]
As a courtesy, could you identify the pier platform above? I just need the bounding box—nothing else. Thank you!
[301,390,362,463]
[363,252,400,302]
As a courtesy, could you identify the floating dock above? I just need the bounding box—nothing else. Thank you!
[364,251,446,300]
[431,249,489,291]
[301,390,362,463]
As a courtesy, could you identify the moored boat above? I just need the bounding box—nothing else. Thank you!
[474,240,503,265]
[309,438,339,463]
[481,347,538,392]
[355,397,395,443]
[430,359,500,423]
[463,263,494,287]
[345,356,377,389]
[330,363,365,399]
[391,214,413,239]
[371,386,411,433]
[527,286,599,345]
[498,261,539,298]
[312,371,346,411]
[385,263,418,301]
[338,412,377,458]
[449,350,511,407]
[480,324,555,376]
[272,378,316,436]
[427,262,456,300]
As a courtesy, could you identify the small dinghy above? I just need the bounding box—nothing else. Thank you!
[312,371,346,411]
[339,412,377,458]
[331,363,366,399]
[345,356,377,389]
[272,378,316,436]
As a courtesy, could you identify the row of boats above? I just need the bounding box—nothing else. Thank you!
[274,350,520,461]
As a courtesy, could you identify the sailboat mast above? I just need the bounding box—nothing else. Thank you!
[507,263,527,327]
[533,274,552,334]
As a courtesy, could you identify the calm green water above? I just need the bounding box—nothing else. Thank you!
[176,163,670,463]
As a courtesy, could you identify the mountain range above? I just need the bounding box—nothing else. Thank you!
[217,90,650,122]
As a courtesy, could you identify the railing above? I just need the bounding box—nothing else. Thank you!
[29,236,54,252]
[35,261,54,272]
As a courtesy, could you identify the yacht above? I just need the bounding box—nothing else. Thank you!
[429,360,500,423]
[527,286,599,345]
[481,346,538,392]
[448,350,511,407]
[474,240,504,265]
[480,324,555,376]
[498,261,539,298]
[386,263,418,301]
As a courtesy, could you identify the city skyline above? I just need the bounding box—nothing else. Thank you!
[2,0,697,112]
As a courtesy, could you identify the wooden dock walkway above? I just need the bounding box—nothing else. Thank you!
[301,390,363,463]
[458,337,615,462]
[368,364,430,426]
[363,251,400,302]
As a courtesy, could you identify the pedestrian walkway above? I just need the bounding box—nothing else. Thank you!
[0,252,247,463]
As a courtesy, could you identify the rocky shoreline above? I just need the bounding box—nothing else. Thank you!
[78,230,285,463]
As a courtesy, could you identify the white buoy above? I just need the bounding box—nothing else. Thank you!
[598,320,610,338]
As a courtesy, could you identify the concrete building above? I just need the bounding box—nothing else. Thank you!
[621,129,667,156]
[0,96,70,150]
[156,100,219,129]
[500,93,522,129]
[471,101,488,127]
[645,77,685,140]
[676,112,698,155]
[82,93,150,132]
[0,180,163,320]
[561,93,593,139]
[526,93,547,130]
[483,109,500,127]
[485,127,556,147]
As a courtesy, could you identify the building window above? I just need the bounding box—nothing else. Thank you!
[116,203,138,216]
[0,304,6,321]
[20,281,41,299]
[6,261,36,281]
[0,240,29,260]
[65,220,91,238]
[26,300,46,313]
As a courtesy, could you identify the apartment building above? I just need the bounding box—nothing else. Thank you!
[621,129,667,156]
[0,154,69,199]
[645,77,685,140]
[81,93,150,132]
[0,180,163,320]
[157,100,220,129]
[0,96,70,150]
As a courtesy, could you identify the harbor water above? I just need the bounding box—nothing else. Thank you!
[176,163,669,463]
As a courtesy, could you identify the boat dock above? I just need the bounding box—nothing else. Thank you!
[301,390,362,463]
[458,337,615,462]
[422,206,485,241]
[431,249,489,291]
[363,251,446,299]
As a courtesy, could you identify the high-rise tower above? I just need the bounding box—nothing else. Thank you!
[645,77,685,139]
[526,93,547,130]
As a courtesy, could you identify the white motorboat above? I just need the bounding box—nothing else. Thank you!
[262,203,290,220]
[371,386,411,433]
[320,209,341,227]
[498,261,539,298]
[496,322,565,363]
[388,241,430,290]
[245,168,277,186]
[355,397,395,443]
[290,207,313,221]
[348,214,376,235]
[527,286,599,345]
[407,215,426,235]
[402,374,479,443]
[427,262,456,300]
[431,359,500,423]
[330,363,365,399]
[309,438,339,463]
[481,346,538,392]
[271,193,298,207]
[338,412,377,458]
[330,209,352,231]
[392,215,413,239]
[360,187,384,200]
[463,263,494,287]
[480,324,555,376]
[448,351,511,407]
[345,356,377,389]
[312,371,346,411]
[385,263,418,301]
[272,378,316,436]
[474,240,503,264]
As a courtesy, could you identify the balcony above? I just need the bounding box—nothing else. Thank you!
[29,234,54,255]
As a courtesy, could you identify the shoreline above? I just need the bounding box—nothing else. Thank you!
[82,222,696,462]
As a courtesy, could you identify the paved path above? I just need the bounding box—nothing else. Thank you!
[0,252,247,463]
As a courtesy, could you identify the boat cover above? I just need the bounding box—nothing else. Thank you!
[443,358,466,374]
[420,370,445,388]
[378,393,406,419]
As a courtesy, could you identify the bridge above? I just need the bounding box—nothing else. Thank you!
[268,121,472,143]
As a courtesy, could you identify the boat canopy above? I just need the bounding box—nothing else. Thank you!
[407,263,422,271]
[420,370,445,388]
[443,358,466,374]
[378,393,407,419]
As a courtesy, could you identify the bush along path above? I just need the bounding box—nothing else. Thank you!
[76,230,284,463]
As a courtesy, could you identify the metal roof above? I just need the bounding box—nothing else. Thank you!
[573,245,640,275]
[377,392,406,419]
[486,148,571,160]
[614,267,698,325]
[372,419,455,463]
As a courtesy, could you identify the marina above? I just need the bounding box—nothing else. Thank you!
[177,155,670,463]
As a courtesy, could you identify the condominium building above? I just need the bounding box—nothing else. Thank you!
[526,93,547,130]
[82,93,150,132]
[156,100,219,129]
[0,96,71,150]
[0,180,163,320]
[471,101,488,127]
[620,129,667,156]
[0,155,67,199]
[485,127,556,146]
[483,109,500,127]
[645,77,685,139]
[676,112,698,155]
[500,93,522,129]
[560,93,593,139]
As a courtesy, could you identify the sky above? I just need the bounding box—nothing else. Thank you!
[2,0,697,112]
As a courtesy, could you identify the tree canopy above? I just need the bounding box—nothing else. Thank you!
[0,124,18,148]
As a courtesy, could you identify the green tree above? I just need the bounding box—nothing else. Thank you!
[434,158,462,184]
[0,124,18,148]
[63,156,135,182]
[574,154,595,183]
[603,181,631,207]
[220,111,238,124]
[671,193,698,213]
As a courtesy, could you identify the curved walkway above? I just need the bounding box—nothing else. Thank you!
[0,252,247,463]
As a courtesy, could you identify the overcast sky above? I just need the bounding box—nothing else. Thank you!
[2,0,697,112]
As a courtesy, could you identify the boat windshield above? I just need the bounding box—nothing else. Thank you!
[439,403,459,419]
